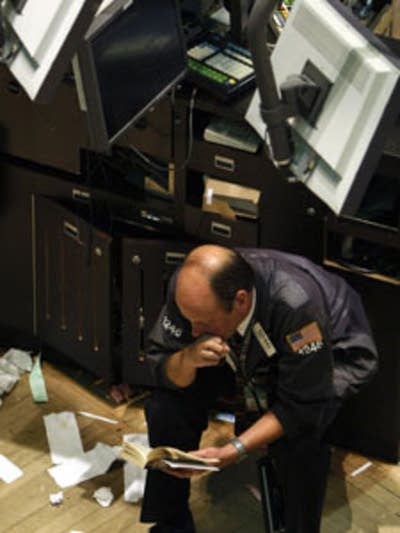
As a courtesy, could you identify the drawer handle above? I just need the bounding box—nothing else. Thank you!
[63,221,80,241]
[72,188,91,202]
[214,155,235,172]
[211,221,232,239]
[165,251,186,265]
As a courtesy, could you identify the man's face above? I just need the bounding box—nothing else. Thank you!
[175,267,250,340]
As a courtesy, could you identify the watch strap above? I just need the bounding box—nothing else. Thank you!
[230,437,248,458]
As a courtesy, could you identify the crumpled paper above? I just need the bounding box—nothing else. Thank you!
[0,348,32,398]
[93,486,114,507]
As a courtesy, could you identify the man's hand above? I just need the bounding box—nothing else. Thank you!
[183,335,230,369]
[165,335,230,387]
[159,444,237,480]
[192,444,240,468]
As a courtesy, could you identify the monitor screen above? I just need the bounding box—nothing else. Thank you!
[73,0,187,153]
[246,0,400,216]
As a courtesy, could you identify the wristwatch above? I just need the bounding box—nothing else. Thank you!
[229,437,248,459]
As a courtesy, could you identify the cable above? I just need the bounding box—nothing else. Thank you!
[128,143,168,173]
[125,86,197,176]
[176,87,198,172]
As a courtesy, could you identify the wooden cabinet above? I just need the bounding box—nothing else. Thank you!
[35,196,114,379]
[121,238,194,386]
[328,273,400,463]
[0,66,88,174]
[0,156,89,346]
[171,89,325,258]
[322,159,400,462]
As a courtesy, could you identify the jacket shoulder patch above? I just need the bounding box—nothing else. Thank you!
[286,321,323,355]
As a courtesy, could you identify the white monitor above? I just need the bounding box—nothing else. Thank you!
[246,0,400,216]
[3,0,101,103]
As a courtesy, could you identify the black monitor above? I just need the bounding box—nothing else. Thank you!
[73,0,187,153]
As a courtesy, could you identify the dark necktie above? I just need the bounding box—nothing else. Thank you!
[229,331,243,358]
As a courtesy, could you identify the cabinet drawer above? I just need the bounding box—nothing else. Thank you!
[0,66,86,173]
[184,205,259,247]
[122,237,194,386]
[189,139,271,187]
[35,195,114,379]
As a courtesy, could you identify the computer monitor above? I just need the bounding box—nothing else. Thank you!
[246,0,400,216]
[73,0,187,154]
[3,0,101,103]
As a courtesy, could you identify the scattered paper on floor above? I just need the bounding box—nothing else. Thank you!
[49,491,64,505]
[0,454,23,483]
[350,461,372,477]
[29,354,48,402]
[47,442,119,488]
[43,411,84,464]
[3,348,33,372]
[122,433,149,503]
[0,372,19,395]
[93,486,114,507]
[0,348,33,402]
[77,410,118,425]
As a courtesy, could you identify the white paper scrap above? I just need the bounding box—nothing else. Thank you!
[44,411,84,465]
[93,486,114,507]
[48,442,118,488]
[77,411,118,425]
[0,358,20,378]
[48,455,90,488]
[0,372,19,395]
[350,461,372,477]
[49,491,64,505]
[122,433,148,503]
[123,462,147,503]
[0,454,23,483]
[3,348,33,372]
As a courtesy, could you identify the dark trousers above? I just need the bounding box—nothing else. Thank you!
[140,366,334,533]
[268,435,331,532]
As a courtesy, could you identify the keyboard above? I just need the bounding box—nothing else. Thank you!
[186,33,256,101]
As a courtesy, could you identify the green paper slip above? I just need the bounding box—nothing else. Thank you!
[29,354,48,403]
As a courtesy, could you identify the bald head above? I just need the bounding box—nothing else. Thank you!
[175,245,254,339]
[181,244,235,278]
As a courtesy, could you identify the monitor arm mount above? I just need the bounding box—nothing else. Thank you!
[247,0,332,168]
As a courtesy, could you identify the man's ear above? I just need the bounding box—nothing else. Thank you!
[234,289,251,310]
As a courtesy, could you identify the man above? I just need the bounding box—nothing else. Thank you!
[140,244,378,533]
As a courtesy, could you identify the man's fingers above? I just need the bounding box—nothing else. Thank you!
[200,348,225,366]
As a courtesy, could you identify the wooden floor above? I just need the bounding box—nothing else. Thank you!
[1,361,399,533]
